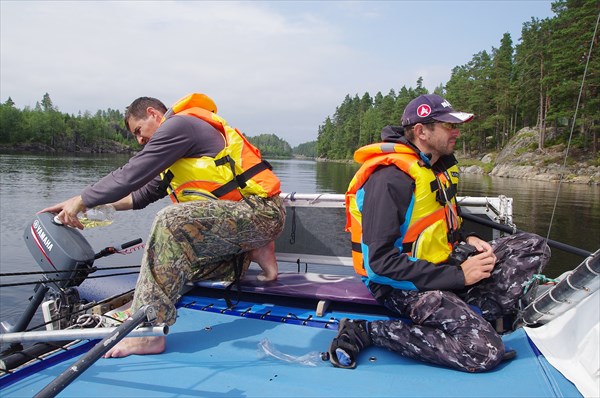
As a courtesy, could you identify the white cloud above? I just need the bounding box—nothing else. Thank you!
[1,0,555,146]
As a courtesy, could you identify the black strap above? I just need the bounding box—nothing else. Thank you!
[354,241,412,254]
[157,170,179,203]
[211,159,272,198]
[447,230,461,245]
[223,255,244,308]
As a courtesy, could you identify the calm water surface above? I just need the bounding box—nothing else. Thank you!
[1,154,598,339]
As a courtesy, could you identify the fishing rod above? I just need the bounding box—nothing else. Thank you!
[0,264,141,278]
[33,305,158,398]
[0,242,144,287]
[0,269,141,288]
[461,212,592,258]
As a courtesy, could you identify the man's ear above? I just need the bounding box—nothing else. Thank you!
[414,123,427,140]
[146,106,160,120]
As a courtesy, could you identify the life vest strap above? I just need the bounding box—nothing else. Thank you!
[436,183,458,205]
[447,230,461,245]
[215,155,248,189]
[353,241,413,255]
[157,170,179,202]
[211,159,273,198]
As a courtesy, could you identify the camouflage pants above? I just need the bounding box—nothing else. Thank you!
[130,195,285,325]
[370,232,550,372]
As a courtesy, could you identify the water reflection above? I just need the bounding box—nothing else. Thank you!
[269,159,322,193]
[315,161,359,194]
[459,174,599,277]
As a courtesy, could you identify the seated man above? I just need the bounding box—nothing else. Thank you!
[330,94,550,372]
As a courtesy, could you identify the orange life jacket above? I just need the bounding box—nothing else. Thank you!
[346,142,461,277]
[160,93,281,202]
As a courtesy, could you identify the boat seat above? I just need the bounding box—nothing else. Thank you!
[191,268,379,316]
[77,267,379,317]
[79,268,483,318]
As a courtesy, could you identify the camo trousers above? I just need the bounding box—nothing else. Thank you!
[130,195,285,325]
[369,232,550,372]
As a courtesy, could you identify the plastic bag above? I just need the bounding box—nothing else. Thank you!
[258,338,325,367]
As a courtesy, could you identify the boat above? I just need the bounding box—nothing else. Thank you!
[0,192,598,398]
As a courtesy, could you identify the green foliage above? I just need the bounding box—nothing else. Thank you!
[515,143,538,156]
[246,133,292,158]
[316,84,425,159]
[293,141,317,158]
[457,159,495,174]
[0,94,136,152]
[315,0,599,159]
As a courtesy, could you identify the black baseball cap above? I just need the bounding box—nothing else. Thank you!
[402,94,474,127]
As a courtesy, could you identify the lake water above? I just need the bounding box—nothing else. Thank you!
[1,154,598,339]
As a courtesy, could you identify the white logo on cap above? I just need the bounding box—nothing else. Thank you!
[417,104,431,118]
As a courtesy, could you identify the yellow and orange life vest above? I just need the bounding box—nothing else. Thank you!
[160,93,281,203]
[346,142,461,276]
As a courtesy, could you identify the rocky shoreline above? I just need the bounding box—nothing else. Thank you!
[458,128,600,185]
[460,163,599,185]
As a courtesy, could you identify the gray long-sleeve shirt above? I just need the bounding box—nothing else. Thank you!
[81,115,226,209]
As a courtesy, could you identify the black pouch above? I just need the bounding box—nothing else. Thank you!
[448,242,478,265]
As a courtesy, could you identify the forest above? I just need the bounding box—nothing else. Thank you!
[316,0,598,160]
[0,0,597,161]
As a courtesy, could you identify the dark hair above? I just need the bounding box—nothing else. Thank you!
[404,123,435,141]
[404,126,416,141]
[124,97,168,131]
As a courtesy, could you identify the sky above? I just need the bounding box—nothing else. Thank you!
[1,1,556,147]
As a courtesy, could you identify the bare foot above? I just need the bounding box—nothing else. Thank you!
[103,336,166,358]
[249,241,278,282]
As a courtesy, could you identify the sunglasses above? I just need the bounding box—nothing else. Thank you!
[411,122,461,130]
[442,122,461,130]
[431,122,460,130]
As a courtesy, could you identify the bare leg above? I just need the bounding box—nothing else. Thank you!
[249,240,278,281]
[103,336,166,358]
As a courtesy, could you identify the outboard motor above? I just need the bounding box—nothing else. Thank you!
[23,212,96,289]
[1,212,143,366]
[1,213,96,335]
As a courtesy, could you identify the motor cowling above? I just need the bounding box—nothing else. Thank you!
[23,212,95,289]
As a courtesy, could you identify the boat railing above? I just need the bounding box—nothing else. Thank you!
[275,192,514,270]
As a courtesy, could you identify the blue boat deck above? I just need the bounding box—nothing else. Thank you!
[0,289,581,397]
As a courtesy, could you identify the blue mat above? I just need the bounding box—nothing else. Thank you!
[0,294,581,398]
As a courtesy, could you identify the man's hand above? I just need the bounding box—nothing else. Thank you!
[39,195,86,230]
[461,236,497,286]
[460,252,497,285]
[465,235,495,258]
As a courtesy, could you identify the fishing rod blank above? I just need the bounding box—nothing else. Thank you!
[461,212,592,258]
[0,325,168,344]
[33,305,157,398]
[522,249,600,325]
